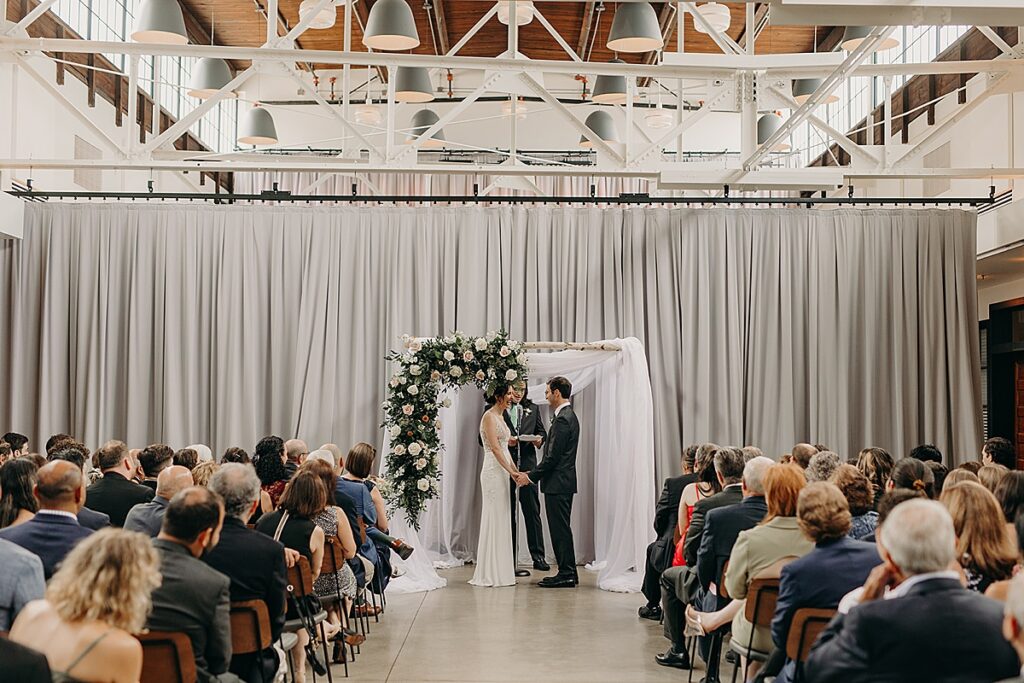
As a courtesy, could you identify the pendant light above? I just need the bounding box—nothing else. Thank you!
[791,79,839,106]
[188,58,236,99]
[592,59,628,105]
[407,109,445,147]
[394,66,435,103]
[840,26,899,52]
[692,2,730,36]
[131,0,188,44]
[607,2,663,53]
[756,112,790,152]
[363,0,420,51]
[579,110,619,148]
[355,67,382,125]
[238,105,279,145]
[497,0,534,26]
[299,0,337,29]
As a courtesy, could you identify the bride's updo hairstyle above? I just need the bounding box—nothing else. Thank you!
[889,457,936,499]
[485,382,512,406]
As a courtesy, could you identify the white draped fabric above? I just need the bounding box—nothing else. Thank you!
[387,337,656,594]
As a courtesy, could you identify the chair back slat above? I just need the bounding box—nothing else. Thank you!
[357,516,368,545]
[323,536,346,574]
[230,600,272,655]
[138,631,198,683]
[286,555,315,596]
[744,578,782,627]
[785,608,837,662]
[717,560,730,601]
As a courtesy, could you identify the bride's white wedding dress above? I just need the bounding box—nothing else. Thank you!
[469,412,516,587]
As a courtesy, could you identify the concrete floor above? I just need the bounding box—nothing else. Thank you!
[332,565,730,683]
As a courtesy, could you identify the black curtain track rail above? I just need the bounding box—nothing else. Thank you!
[3,190,996,207]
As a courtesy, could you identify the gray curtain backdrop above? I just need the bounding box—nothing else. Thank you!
[0,204,982,488]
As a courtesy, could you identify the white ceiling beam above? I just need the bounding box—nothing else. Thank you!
[285,68,382,161]
[631,88,731,166]
[446,4,499,56]
[767,85,879,166]
[978,26,1021,59]
[517,73,624,162]
[405,74,503,152]
[769,4,1024,26]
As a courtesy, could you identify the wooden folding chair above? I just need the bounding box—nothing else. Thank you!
[137,631,198,683]
[729,556,797,682]
[285,556,334,683]
[320,537,353,675]
[230,600,273,683]
[785,608,836,683]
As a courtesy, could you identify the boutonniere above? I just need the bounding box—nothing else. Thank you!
[522,407,532,417]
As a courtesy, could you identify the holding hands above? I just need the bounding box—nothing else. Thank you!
[513,472,532,487]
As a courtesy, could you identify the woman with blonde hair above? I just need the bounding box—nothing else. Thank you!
[940,481,1017,593]
[855,447,893,509]
[10,528,161,683]
[190,461,219,487]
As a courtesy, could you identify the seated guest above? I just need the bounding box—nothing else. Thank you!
[999,574,1024,683]
[124,465,194,537]
[672,444,721,565]
[0,441,11,464]
[0,638,51,682]
[655,447,746,671]
[147,487,235,682]
[857,488,925,543]
[188,444,214,464]
[741,446,763,462]
[0,457,39,528]
[254,435,290,515]
[941,481,1016,593]
[48,446,111,530]
[2,431,29,457]
[640,445,699,620]
[981,464,1011,494]
[985,436,1018,471]
[204,464,290,683]
[805,499,1019,682]
[0,460,93,578]
[11,529,160,683]
[173,447,199,471]
[285,439,308,476]
[221,446,251,464]
[962,460,985,475]
[790,443,818,470]
[887,456,935,498]
[997,472,1024,548]
[138,443,174,491]
[85,441,154,526]
[0,536,45,630]
[909,443,943,464]
[192,461,220,488]
[770,482,881,683]
[44,433,72,456]
[829,464,878,539]
[927,460,949,492]
[855,447,893,511]
[943,467,980,490]
[805,451,841,483]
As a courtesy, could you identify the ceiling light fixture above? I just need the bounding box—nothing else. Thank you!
[238,104,279,146]
[298,0,337,29]
[131,0,188,44]
[692,2,730,36]
[580,110,619,148]
[394,66,435,103]
[363,0,420,51]
[607,2,663,53]
[497,0,534,26]
[756,112,791,153]
[592,59,628,105]
[407,109,446,147]
[188,58,236,99]
[791,78,839,106]
[840,26,899,52]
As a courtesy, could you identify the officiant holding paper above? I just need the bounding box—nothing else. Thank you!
[508,386,549,571]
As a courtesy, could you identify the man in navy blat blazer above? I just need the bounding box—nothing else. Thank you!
[0,460,93,579]
[770,482,881,683]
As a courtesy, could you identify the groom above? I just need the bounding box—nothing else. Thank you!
[515,376,579,588]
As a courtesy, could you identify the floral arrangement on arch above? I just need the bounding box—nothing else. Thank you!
[381,329,529,527]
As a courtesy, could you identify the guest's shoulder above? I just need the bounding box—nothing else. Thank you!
[0,537,42,568]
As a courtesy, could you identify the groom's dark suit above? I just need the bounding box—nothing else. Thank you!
[528,403,579,579]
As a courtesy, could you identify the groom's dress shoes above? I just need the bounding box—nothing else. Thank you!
[533,559,550,571]
[537,575,576,588]
[655,648,691,669]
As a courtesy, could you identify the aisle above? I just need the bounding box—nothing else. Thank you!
[336,565,728,682]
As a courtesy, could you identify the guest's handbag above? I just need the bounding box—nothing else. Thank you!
[274,512,329,677]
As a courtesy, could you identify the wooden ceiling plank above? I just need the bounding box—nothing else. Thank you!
[432,0,451,55]
[576,0,596,61]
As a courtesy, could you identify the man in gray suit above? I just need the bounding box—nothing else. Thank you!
[146,487,237,683]
[124,466,194,537]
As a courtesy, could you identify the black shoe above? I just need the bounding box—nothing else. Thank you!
[537,575,576,588]
[392,540,415,561]
[724,650,736,664]
[655,648,691,669]
[638,604,662,621]
[699,677,720,683]
[533,559,550,571]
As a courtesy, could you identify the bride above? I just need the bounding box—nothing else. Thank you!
[469,382,522,587]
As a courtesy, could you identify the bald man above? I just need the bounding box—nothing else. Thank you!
[124,465,195,538]
[0,461,93,579]
[791,443,819,470]
[284,439,308,476]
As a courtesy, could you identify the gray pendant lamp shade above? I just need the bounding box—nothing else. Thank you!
[188,58,236,99]
[407,109,445,147]
[394,66,434,103]
[131,0,188,44]
[238,106,279,145]
[840,26,899,52]
[592,59,628,105]
[791,78,839,106]
[607,2,663,53]
[756,112,790,152]
[363,0,420,51]
[579,110,619,148]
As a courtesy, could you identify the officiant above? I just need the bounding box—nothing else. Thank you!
[507,385,549,571]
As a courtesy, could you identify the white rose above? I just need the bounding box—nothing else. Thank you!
[475,370,486,381]
[408,442,423,456]
[463,351,474,362]
[408,385,419,396]
[389,378,399,388]
[475,338,488,351]
[434,419,442,429]
[430,370,441,382]
[402,404,414,415]
[442,398,452,408]
[486,330,498,341]
[517,354,527,365]
[417,478,430,492]
[401,334,411,344]
[389,425,400,437]
[443,350,455,361]
[505,369,518,380]
[415,458,427,470]
[394,444,406,455]
[410,364,422,376]
[499,346,511,357]
[398,376,407,385]
[450,366,463,377]
[409,340,423,352]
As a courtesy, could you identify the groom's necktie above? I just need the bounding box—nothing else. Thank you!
[509,405,519,431]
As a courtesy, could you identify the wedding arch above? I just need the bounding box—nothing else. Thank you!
[382,335,657,594]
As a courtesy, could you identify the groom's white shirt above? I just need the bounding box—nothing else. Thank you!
[554,401,571,417]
